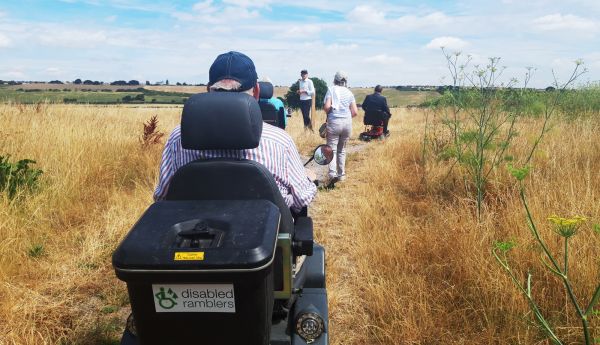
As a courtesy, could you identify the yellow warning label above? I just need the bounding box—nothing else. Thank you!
[174,252,205,261]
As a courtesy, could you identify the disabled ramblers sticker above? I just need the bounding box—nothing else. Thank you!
[152,284,235,313]
[174,251,204,261]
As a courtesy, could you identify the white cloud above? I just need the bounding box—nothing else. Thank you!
[105,15,117,22]
[222,6,259,19]
[393,11,452,30]
[347,5,386,24]
[532,13,598,31]
[0,32,11,47]
[192,0,216,12]
[2,69,26,79]
[39,29,108,48]
[278,25,321,39]
[426,36,469,50]
[326,43,358,51]
[365,54,403,64]
[223,0,272,8]
[45,67,63,76]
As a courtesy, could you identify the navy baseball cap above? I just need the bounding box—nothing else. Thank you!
[209,51,258,91]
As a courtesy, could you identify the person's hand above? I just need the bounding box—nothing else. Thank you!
[305,168,317,181]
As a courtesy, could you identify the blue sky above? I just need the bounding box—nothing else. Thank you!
[0,0,599,87]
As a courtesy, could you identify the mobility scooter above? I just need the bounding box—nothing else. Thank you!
[358,107,388,142]
[112,92,331,345]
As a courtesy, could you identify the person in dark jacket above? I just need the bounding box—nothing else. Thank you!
[361,85,392,136]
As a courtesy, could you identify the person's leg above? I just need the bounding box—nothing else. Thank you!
[336,119,352,178]
[326,120,341,178]
[300,100,311,128]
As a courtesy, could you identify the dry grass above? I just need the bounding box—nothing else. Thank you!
[0,103,599,344]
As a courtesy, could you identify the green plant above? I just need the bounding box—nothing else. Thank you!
[0,155,43,199]
[493,166,600,345]
[429,50,526,220]
[425,49,585,221]
[28,243,44,258]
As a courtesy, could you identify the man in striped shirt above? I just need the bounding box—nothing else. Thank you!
[153,51,317,212]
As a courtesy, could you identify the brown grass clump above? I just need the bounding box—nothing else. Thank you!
[139,115,165,148]
[0,103,598,344]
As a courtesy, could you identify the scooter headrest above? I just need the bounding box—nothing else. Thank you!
[181,92,263,150]
[258,81,274,99]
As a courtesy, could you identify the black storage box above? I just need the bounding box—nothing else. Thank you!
[113,200,280,345]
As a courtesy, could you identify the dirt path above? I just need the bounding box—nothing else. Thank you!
[303,139,370,184]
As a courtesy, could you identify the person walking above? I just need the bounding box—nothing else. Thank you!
[323,71,358,181]
[297,69,315,129]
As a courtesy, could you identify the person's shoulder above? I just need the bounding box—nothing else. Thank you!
[270,97,284,107]
[344,87,355,97]
[167,125,182,142]
[261,123,294,146]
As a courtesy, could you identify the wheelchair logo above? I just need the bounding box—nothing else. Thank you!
[155,287,178,309]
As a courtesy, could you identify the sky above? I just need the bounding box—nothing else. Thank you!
[0,0,599,88]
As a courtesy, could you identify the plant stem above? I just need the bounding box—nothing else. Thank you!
[564,238,568,276]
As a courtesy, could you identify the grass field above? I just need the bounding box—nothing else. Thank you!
[0,84,438,107]
[0,102,598,344]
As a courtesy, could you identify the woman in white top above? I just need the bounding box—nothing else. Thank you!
[323,71,358,181]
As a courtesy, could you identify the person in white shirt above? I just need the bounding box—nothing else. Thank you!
[323,71,358,181]
[297,69,315,129]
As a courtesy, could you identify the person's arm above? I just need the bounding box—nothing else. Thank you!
[323,88,332,115]
[153,131,178,201]
[350,101,358,118]
[350,93,358,117]
[284,139,317,212]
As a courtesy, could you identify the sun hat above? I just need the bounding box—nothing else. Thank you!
[209,51,258,91]
[334,71,348,83]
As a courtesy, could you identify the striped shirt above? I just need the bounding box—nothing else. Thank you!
[324,85,355,119]
[153,123,317,211]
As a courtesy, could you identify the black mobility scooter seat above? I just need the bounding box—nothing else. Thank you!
[258,81,286,130]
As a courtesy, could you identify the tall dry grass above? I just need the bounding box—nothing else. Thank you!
[319,108,600,344]
[0,102,598,344]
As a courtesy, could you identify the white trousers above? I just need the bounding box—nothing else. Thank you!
[326,117,352,178]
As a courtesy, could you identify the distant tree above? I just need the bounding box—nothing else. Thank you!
[122,95,133,102]
[49,80,64,84]
[145,80,150,86]
[182,82,188,86]
[128,80,140,86]
[284,77,327,110]
[73,78,82,84]
[83,80,94,85]
[93,81,101,85]
[176,82,182,86]
[134,94,145,101]
[166,79,169,85]
[111,80,128,86]
[0,80,4,85]
[545,86,556,92]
